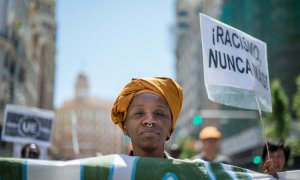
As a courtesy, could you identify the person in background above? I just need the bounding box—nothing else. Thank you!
[21,143,40,159]
[169,143,182,159]
[191,126,231,164]
[111,77,183,158]
[262,139,291,177]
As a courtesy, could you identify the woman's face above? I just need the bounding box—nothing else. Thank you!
[124,93,172,154]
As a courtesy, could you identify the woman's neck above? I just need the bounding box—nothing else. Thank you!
[131,147,165,158]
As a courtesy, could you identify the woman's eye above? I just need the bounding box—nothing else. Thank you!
[134,112,144,116]
[155,112,165,117]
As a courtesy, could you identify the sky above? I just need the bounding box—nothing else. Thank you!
[54,0,177,108]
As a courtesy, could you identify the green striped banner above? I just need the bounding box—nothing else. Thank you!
[0,158,23,180]
[0,154,298,180]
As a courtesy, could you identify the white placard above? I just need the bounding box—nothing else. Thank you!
[2,104,55,147]
[200,13,272,112]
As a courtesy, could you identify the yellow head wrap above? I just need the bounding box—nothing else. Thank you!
[111,77,183,133]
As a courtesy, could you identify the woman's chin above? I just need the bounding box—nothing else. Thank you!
[140,143,159,151]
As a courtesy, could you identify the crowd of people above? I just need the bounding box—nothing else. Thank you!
[19,77,292,179]
[110,77,291,178]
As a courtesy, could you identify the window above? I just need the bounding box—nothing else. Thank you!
[178,22,190,30]
[4,53,9,67]
[18,68,26,83]
[178,10,189,17]
[10,61,15,75]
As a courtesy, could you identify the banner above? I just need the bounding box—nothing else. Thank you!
[0,154,298,180]
[200,13,272,112]
[1,104,55,147]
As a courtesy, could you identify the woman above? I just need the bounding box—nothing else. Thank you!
[111,77,183,158]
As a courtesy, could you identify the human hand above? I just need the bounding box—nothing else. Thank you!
[263,159,279,179]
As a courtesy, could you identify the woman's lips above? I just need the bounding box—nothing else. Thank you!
[140,130,159,137]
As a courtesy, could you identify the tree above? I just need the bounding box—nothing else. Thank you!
[264,79,291,139]
[264,76,300,159]
[176,136,197,159]
[289,75,300,157]
[293,75,300,118]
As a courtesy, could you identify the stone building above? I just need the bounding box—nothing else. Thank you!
[174,0,222,139]
[0,0,56,157]
[53,73,124,159]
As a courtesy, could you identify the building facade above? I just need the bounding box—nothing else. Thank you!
[53,73,124,160]
[28,0,56,110]
[174,0,300,171]
[221,0,300,104]
[174,0,222,139]
[0,0,56,157]
[220,0,300,169]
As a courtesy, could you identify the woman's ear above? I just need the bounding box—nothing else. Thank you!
[166,129,173,141]
[123,125,129,136]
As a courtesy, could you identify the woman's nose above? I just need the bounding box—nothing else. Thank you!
[142,113,157,125]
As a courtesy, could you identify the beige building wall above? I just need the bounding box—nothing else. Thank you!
[53,73,124,159]
[28,0,56,110]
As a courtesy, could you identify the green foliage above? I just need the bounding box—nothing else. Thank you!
[293,75,300,118]
[264,79,291,139]
[176,136,197,159]
[264,76,300,158]
[288,75,300,157]
[287,135,300,156]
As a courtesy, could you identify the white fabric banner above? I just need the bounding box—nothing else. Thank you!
[0,155,299,180]
[200,13,272,112]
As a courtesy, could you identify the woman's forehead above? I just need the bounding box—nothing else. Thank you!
[130,93,169,107]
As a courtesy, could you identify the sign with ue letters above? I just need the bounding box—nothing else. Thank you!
[200,13,272,112]
[1,104,55,147]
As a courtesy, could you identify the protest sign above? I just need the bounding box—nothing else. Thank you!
[200,13,272,112]
[1,104,55,147]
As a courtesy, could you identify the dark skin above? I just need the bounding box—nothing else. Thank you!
[263,159,279,179]
[263,149,287,179]
[264,149,286,172]
[123,93,172,158]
